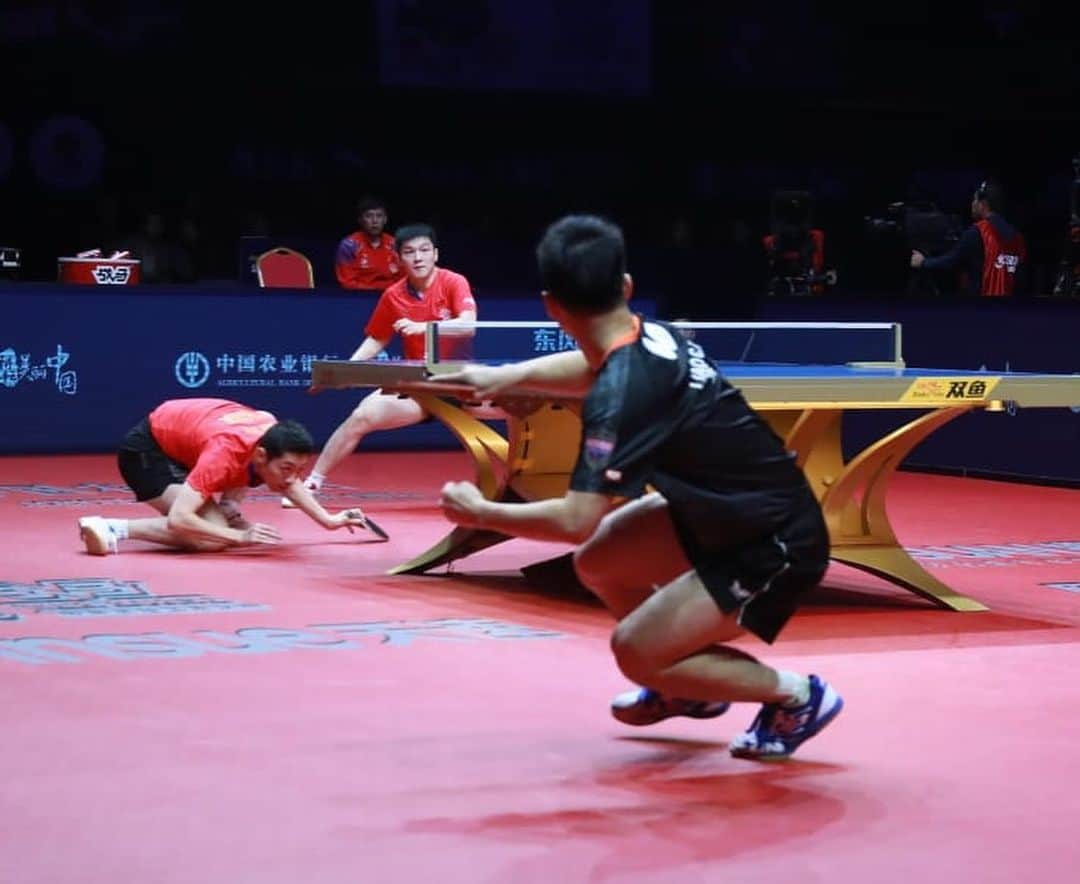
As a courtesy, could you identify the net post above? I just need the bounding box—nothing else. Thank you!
[424,321,439,373]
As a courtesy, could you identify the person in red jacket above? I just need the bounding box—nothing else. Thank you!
[77,398,373,555]
[334,196,406,292]
[911,180,1026,296]
[288,223,479,502]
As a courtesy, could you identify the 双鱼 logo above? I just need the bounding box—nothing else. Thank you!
[90,265,131,284]
[175,351,210,388]
[900,376,1001,403]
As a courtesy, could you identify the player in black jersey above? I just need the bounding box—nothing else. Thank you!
[439,214,843,759]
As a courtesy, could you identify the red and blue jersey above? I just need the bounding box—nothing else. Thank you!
[335,232,404,291]
[975,218,1026,296]
[365,268,477,360]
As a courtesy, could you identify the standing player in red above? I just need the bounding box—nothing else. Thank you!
[78,398,374,555]
[334,196,406,292]
[290,223,478,502]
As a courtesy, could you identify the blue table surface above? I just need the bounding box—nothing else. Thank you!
[385,358,1077,381]
[714,363,1077,379]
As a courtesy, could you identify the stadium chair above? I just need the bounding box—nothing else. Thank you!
[255,247,315,288]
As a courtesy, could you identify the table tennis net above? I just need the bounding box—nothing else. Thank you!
[425,321,903,370]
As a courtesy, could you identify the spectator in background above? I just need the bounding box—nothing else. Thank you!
[119,209,196,283]
[335,196,405,292]
[911,180,1026,296]
[176,193,205,280]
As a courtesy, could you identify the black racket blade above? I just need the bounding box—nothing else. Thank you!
[362,514,389,540]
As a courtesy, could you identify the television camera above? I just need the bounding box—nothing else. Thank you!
[763,190,837,297]
[864,201,964,295]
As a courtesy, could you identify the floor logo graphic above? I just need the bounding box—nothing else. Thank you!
[0,578,265,622]
[1041,582,1080,593]
[910,541,1080,568]
[0,618,566,665]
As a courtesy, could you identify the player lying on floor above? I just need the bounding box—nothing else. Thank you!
[77,397,386,556]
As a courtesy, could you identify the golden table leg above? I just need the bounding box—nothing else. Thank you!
[396,392,988,612]
[387,396,581,575]
[764,407,988,612]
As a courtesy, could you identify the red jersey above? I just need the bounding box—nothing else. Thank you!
[365,268,477,360]
[149,399,277,497]
[335,231,404,291]
[976,218,1025,296]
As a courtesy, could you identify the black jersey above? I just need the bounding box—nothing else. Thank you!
[570,317,816,551]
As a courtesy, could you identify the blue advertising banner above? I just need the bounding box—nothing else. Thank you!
[0,285,566,454]
[1,284,1076,483]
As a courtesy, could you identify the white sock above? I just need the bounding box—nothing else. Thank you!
[105,519,129,540]
[775,670,810,707]
[307,472,325,490]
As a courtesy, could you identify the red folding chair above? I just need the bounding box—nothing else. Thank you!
[255,247,315,288]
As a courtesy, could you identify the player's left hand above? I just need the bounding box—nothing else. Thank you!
[440,481,486,527]
[224,511,252,531]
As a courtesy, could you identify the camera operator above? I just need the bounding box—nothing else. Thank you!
[910,180,1026,296]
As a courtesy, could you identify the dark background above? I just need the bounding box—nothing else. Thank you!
[2,0,1078,311]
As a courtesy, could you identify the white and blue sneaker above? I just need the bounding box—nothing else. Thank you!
[729,674,843,760]
[611,687,731,727]
[78,516,119,556]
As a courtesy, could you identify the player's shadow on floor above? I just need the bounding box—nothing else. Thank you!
[405,738,868,868]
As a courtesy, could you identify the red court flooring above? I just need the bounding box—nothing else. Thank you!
[2,450,1079,883]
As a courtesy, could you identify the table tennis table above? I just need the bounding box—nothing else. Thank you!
[312,321,1080,612]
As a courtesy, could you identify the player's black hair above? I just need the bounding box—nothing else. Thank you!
[535,214,626,314]
[258,420,315,459]
[394,223,437,252]
[357,196,386,215]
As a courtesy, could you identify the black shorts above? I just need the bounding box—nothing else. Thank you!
[116,417,190,502]
[686,492,829,644]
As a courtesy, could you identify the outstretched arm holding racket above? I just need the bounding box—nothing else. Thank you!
[281,479,388,539]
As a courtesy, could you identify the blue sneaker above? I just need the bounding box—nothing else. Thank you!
[729,674,843,760]
[611,687,731,726]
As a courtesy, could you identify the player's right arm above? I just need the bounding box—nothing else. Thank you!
[167,483,281,547]
[350,335,389,360]
[915,226,981,271]
[437,350,591,398]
